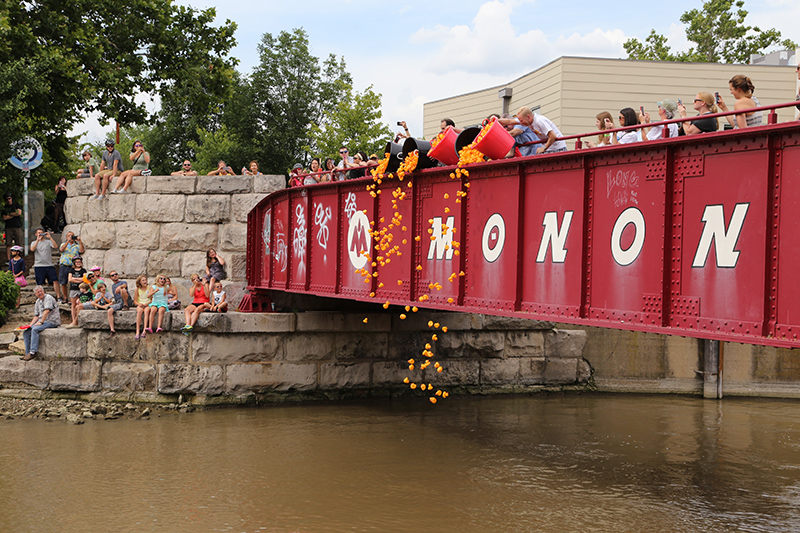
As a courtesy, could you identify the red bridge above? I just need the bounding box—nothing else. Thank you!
[245,109,800,349]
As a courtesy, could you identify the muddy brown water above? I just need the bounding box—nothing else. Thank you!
[1,394,799,532]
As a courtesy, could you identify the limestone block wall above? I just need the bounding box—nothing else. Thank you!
[0,311,589,404]
[63,174,284,281]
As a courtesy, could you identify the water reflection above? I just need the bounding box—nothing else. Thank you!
[1,395,799,532]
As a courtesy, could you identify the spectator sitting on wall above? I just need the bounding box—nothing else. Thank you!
[3,192,23,262]
[65,256,87,327]
[133,275,151,339]
[93,139,123,200]
[30,228,60,300]
[113,140,151,193]
[208,160,235,176]
[20,285,61,361]
[84,266,104,293]
[76,149,97,179]
[210,283,229,313]
[58,231,84,304]
[242,160,263,176]
[182,274,211,334]
[171,160,198,176]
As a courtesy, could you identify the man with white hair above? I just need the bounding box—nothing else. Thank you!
[21,285,61,361]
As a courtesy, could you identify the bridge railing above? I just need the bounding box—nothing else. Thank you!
[564,100,799,150]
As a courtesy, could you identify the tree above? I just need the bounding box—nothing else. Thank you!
[0,0,237,196]
[219,28,354,174]
[307,82,392,162]
[624,0,797,63]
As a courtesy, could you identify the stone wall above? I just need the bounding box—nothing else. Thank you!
[63,174,284,281]
[0,311,589,404]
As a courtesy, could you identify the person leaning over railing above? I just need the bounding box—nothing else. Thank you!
[717,75,763,129]
[498,107,568,155]
[640,100,680,140]
[677,92,719,135]
[585,111,614,148]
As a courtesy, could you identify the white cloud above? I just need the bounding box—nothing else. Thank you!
[411,0,628,78]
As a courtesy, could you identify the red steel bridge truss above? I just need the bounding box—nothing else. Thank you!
[246,119,800,349]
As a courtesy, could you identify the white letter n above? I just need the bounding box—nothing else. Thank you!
[536,211,573,263]
[692,203,749,268]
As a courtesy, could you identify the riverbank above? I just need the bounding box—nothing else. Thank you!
[0,396,192,423]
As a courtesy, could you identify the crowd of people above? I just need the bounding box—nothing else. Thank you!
[288,147,381,186]
[12,241,230,361]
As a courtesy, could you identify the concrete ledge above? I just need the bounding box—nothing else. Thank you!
[0,312,593,404]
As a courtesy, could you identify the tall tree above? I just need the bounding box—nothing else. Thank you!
[0,0,237,196]
[308,82,392,162]
[224,28,353,174]
[624,0,796,63]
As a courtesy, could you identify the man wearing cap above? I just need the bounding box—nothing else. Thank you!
[21,285,61,361]
[93,139,123,200]
[640,99,680,140]
[57,231,84,303]
[2,192,23,261]
[289,164,304,187]
[30,228,60,298]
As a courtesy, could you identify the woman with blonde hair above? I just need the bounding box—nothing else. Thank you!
[678,92,719,135]
[585,111,614,148]
[145,274,170,334]
[134,275,150,339]
[717,75,763,129]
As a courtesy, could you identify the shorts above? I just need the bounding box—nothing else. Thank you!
[149,302,169,310]
[58,265,71,286]
[4,227,22,246]
[110,302,125,312]
[34,265,58,285]
[82,301,94,310]
[69,289,80,299]
[77,170,91,178]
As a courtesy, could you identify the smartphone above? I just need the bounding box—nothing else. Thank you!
[640,106,644,115]
[678,99,682,106]
[715,91,720,103]
[396,121,403,126]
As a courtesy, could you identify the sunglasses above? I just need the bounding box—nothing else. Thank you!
[183,163,191,167]
[110,273,118,277]
[87,274,95,278]
[339,150,348,154]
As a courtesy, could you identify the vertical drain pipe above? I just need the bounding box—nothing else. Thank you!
[703,340,723,399]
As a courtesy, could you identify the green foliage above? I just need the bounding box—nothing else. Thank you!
[624,0,797,63]
[212,28,371,174]
[0,271,20,326]
[187,125,242,174]
[0,0,237,197]
[307,82,392,162]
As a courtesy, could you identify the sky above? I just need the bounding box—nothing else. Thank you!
[73,0,800,144]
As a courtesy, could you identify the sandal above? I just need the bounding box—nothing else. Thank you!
[145,327,153,334]
[135,334,140,340]
[156,327,163,333]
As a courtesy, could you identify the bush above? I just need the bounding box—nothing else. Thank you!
[0,271,20,326]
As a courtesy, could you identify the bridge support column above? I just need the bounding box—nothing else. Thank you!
[702,340,723,399]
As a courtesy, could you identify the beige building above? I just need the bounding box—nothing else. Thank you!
[423,56,799,142]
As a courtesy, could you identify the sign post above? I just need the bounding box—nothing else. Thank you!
[9,137,43,251]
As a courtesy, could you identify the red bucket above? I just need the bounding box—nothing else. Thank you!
[428,126,459,166]
[472,119,515,159]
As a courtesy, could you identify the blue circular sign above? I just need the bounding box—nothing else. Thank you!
[9,137,43,170]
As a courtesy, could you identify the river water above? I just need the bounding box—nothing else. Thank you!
[1,394,799,532]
